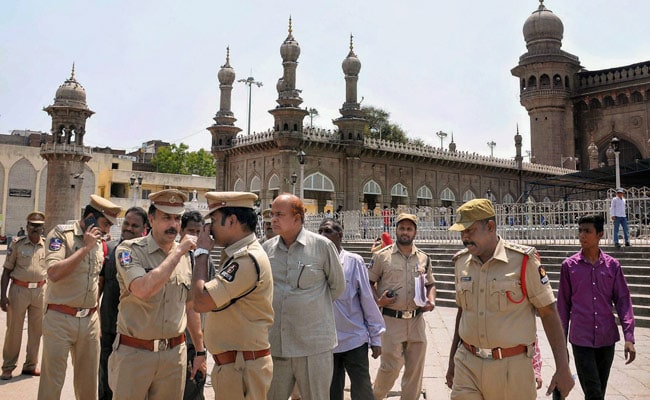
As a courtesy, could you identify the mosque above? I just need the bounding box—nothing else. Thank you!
[1,0,649,234]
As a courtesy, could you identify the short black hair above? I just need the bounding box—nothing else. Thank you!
[83,204,103,220]
[125,207,148,226]
[319,218,342,232]
[181,210,204,230]
[578,214,605,233]
[215,207,257,232]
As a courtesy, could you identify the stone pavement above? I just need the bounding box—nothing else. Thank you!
[1,245,648,399]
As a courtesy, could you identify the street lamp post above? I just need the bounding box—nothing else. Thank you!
[487,140,496,157]
[130,173,143,207]
[611,136,621,189]
[297,150,306,201]
[238,76,263,136]
[436,130,448,149]
[291,172,297,196]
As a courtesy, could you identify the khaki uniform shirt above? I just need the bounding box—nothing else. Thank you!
[115,234,192,339]
[453,237,555,349]
[44,222,104,308]
[204,233,274,354]
[4,236,46,282]
[368,243,435,311]
[262,228,345,357]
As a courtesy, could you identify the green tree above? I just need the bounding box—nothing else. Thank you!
[362,105,408,143]
[151,144,216,176]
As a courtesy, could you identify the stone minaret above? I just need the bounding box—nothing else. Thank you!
[514,125,523,170]
[268,17,310,194]
[208,47,242,191]
[334,34,369,209]
[41,64,94,231]
[511,0,581,167]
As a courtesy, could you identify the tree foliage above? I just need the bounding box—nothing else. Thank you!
[151,143,216,176]
[362,105,408,143]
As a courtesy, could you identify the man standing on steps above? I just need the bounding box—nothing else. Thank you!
[610,188,631,248]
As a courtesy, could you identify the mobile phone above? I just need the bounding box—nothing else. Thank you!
[552,388,562,400]
[84,215,97,229]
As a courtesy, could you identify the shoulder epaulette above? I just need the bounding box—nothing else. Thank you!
[55,224,74,232]
[232,246,249,259]
[452,248,469,261]
[503,241,536,255]
[377,244,393,254]
[11,236,26,244]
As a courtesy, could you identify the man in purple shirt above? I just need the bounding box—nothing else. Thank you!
[318,218,386,400]
[557,214,636,400]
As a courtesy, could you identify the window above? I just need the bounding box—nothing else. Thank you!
[268,174,280,190]
[416,185,433,199]
[463,190,476,202]
[441,188,455,202]
[363,180,382,195]
[303,172,334,192]
[233,178,244,192]
[391,183,408,197]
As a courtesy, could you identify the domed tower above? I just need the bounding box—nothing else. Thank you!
[333,34,368,143]
[333,35,369,209]
[511,0,581,167]
[207,47,242,191]
[269,17,309,148]
[41,64,94,231]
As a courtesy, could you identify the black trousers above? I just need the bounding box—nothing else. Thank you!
[98,333,115,400]
[571,343,615,400]
[330,343,373,400]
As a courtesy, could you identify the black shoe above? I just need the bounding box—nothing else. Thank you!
[615,244,621,248]
[625,243,631,247]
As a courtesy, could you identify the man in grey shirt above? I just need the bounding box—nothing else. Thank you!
[263,193,345,400]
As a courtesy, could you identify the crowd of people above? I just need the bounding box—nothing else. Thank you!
[0,190,638,400]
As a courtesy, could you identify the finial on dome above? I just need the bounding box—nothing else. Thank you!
[349,34,354,51]
[517,123,520,134]
[538,0,546,10]
[70,62,76,80]
[451,132,455,142]
[226,46,230,64]
[288,15,292,35]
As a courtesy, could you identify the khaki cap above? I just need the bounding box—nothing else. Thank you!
[27,211,46,224]
[395,213,418,226]
[449,198,496,231]
[89,194,122,225]
[262,208,272,222]
[616,188,625,193]
[148,189,188,215]
[206,192,258,215]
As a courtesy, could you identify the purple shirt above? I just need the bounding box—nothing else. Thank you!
[332,249,385,353]
[557,249,635,347]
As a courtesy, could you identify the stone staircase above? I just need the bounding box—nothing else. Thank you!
[342,241,650,328]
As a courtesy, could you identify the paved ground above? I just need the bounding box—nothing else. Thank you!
[1,246,648,399]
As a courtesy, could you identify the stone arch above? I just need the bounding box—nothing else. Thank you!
[603,95,615,107]
[362,179,382,211]
[416,185,433,207]
[303,172,335,192]
[520,78,526,92]
[440,188,456,202]
[233,178,244,192]
[527,75,537,89]
[250,175,261,192]
[631,91,643,103]
[462,189,476,202]
[540,74,550,88]
[564,75,570,89]
[617,93,629,105]
[553,74,562,88]
[589,98,602,109]
[574,100,588,112]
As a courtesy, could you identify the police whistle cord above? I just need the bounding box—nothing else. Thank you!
[506,254,528,304]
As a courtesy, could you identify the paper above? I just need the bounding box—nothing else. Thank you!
[414,273,427,307]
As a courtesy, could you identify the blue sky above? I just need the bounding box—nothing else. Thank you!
[1,0,647,159]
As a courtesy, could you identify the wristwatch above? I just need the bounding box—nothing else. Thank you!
[196,350,207,357]
[194,248,210,257]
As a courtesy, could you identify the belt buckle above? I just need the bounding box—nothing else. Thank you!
[402,311,413,319]
[154,339,168,352]
[476,348,493,359]
[28,282,38,289]
[75,308,90,318]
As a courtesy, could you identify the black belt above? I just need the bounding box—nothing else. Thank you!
[382,308,423,319]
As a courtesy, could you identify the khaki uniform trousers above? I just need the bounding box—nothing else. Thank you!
[373,314,426,400]
[37,308,100,400]
[108,339,186,399]
[2,284,44,372]
[451,343,535,400]
[211,353,272,400]
[268,350,333,400]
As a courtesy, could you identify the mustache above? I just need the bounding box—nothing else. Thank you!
[463,241,476,247]
[164,228,178,235]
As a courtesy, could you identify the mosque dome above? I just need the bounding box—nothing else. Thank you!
[342,35,361,75]
[522,0,563,50]
[53,65,88,107]
[280,18,300,62]
[218,47,236,85]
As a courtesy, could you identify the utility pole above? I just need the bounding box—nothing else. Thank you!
[436,130,448,149]
[238,76,263,135]
[487,140,496,157]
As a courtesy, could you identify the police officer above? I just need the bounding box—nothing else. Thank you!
[369,213,436,400]
[445,198,574,399]
[109,189,206,399]
[38,195,121,400]
[1,211,46,380]
[191,191,274,400]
